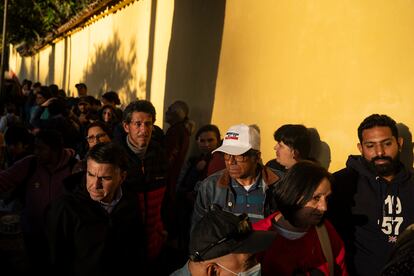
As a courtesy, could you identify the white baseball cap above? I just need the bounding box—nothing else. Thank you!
[212,124,260,155]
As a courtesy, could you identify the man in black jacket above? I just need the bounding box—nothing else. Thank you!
[327,114,414,276]
[46,142,146,276]
[119,100,168,263]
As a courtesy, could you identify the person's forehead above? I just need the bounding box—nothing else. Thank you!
[199,131,217,139]
[87,159,117,171]
[131,111,153,121]
[88,126,105,135]
[361,126,394,142]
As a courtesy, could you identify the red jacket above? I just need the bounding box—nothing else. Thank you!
[253,212,348,276]
[121,139,168,260]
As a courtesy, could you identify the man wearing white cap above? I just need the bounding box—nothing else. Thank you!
[191,124,283,231]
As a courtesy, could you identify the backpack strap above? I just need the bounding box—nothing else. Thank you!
[316,223,334,276]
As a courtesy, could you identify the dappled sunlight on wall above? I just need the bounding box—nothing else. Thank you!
[9,0,159,104]
[67,31,88,96]
[9,0,413,173]
[83,33,138,104]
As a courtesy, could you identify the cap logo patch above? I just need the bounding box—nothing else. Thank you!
[225,132,239,140]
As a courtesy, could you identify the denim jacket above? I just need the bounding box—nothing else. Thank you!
[191,164,283,232]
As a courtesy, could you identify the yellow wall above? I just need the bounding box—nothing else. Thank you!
[212,0,414,171]
[8,0,171,113]
[150,0,175,124]
[8,0,414,172]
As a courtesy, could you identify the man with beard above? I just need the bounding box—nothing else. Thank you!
[327,114,414,276]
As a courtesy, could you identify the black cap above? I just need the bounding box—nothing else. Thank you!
[75,83,87,89]
[189,208,276,261]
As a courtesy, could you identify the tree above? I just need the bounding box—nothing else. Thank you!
[0,0,93,55]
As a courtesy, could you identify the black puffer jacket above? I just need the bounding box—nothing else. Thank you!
[46,172,146,276]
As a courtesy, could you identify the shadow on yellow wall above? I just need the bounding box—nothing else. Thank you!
[81,32,138,104]
[163,0,226,131]
[398,124,414,172]
[308,128,331,170]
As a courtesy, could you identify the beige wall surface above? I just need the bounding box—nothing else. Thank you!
[8,0,166,109]
[8,0,414,172]
[212,0,414,171]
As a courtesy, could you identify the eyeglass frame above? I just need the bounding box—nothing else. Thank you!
[85,132,108,142]
[189,213,252,262]
[223,150,259,162]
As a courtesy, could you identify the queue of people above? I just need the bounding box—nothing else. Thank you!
[0,78,413,276]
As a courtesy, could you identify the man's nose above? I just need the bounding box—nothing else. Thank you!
[228,155,237,164]
[91,177,103,188]
[203,141,211,147]
[374,144,384,156]
[138,124,149,132]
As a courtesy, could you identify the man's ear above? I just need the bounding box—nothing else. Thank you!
[206,263,218,276]
[357,143,363,154]
[120,170,127,183]
[398,137,404,150]
[122,122,130,133]
[293,149,300,160]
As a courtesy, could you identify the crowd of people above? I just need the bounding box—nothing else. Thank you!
[0,78,413,275]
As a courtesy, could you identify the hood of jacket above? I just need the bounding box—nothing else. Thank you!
[345,155,411,185]
[50,148,77,172]
[62,171,90,200]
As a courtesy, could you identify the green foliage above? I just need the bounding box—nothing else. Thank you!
[0,0,94,48]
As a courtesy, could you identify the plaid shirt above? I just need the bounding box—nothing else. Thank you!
[192,165,284,231]
[230,176,266,223]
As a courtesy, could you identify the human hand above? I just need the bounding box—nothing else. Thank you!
[41,97,56,107]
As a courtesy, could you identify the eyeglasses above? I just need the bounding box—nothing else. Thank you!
[189,214,251,262]
[86,133,108,142]
[223,151,257,162]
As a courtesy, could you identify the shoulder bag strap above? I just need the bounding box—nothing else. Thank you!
[316,223,334,276]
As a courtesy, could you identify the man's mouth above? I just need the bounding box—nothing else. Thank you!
[372,156,392,164]
[228,167,241,174]
[374,159,390,164]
